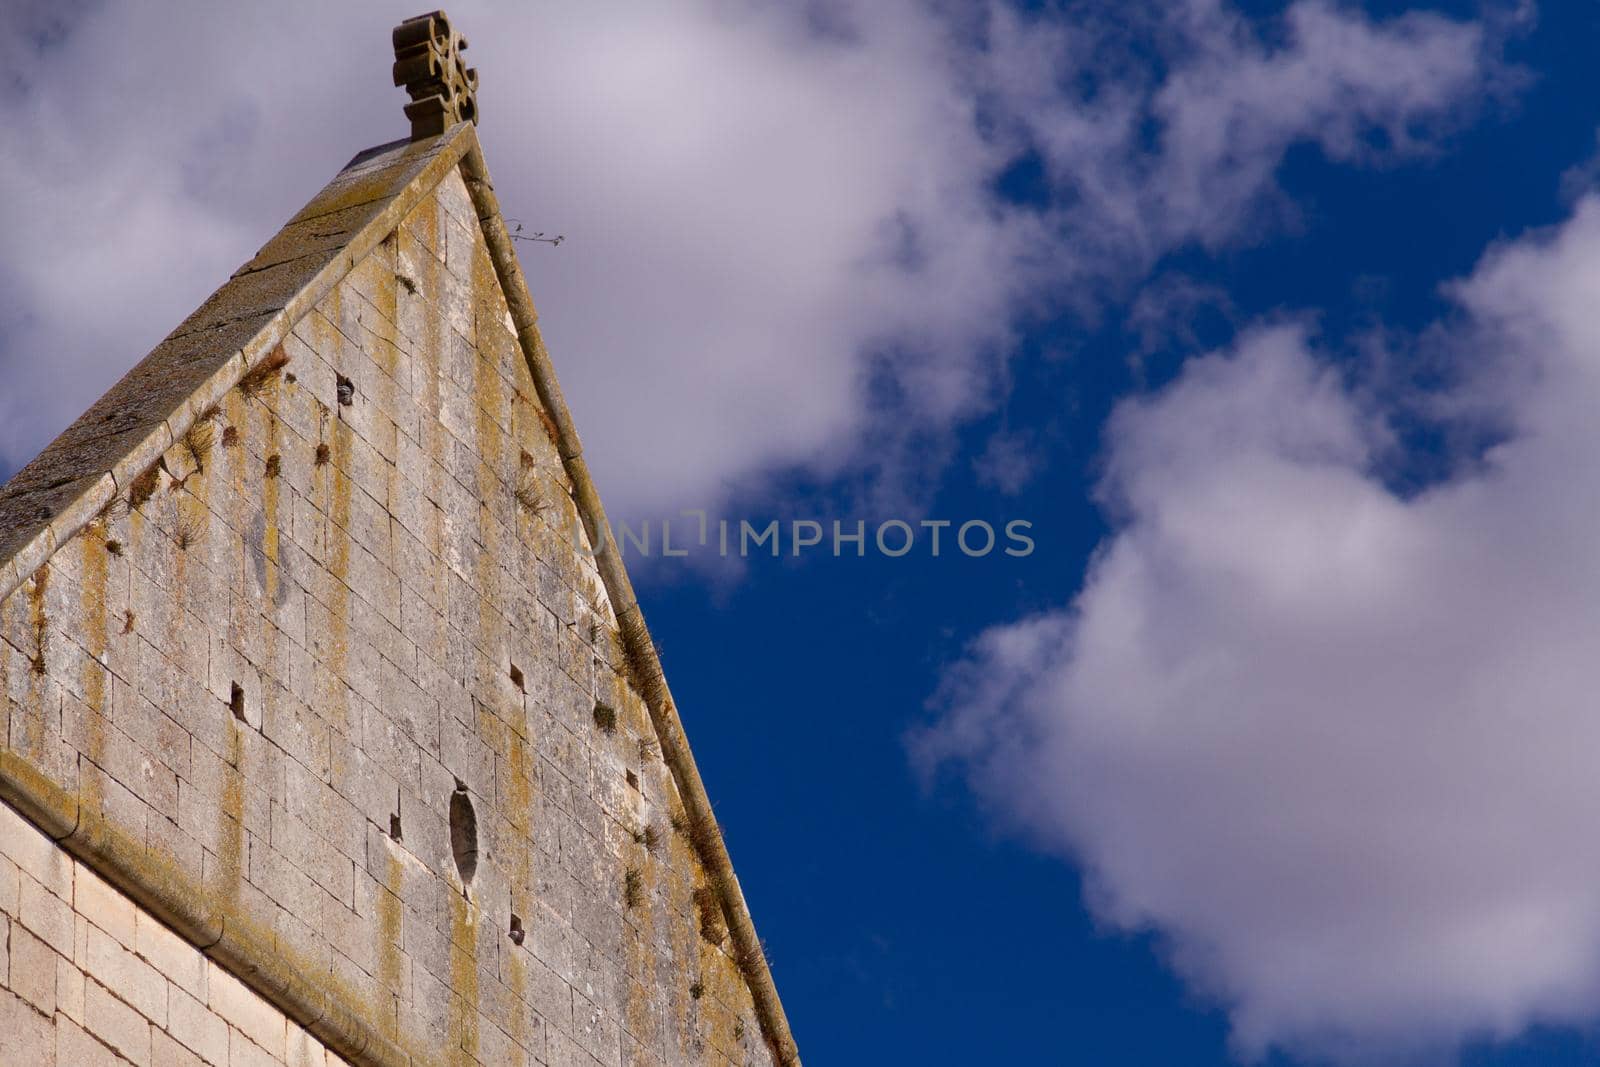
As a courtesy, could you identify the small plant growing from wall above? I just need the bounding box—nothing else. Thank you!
[514,467,546,517]
[693,886,725,946]
[127,465,161,509]
[673,809,724,866]
[592,702,617,735]
[618,611,667,711]
[535,404,560,448]
[624,866,643,909]
[733,937,771,978]
[184,419,216,471]
[632,823,662,853]
[239,348,291,399]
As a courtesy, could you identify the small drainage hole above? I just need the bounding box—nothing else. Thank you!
[336,375,354,406]
[389,813,403,841]
[229,683,246,722]
[509,914,525,945]
[509,663,524,691]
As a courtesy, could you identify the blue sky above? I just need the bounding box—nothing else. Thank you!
[9,1,1600,1064]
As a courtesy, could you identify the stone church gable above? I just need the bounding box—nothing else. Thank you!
[0,14,797,1066]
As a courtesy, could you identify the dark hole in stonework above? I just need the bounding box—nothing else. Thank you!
[509,663,524,691]
[229,683,246,722]
[389,813,403,841]
[626,770,639,792]
[509,913,525,945]
[336,375,354,407]
[449,781,478,887]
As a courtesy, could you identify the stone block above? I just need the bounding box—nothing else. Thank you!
[86,978,153,1066]
[207,966,284,1059]
[168,985,230,1066]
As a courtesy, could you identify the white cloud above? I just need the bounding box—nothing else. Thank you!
[986,0,1505,260]
[917,197,1600,1063]
[0,1,1504,523]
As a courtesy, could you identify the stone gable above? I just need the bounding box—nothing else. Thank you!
[0,131,787,1065]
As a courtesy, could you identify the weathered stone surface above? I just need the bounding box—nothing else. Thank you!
[0,127,468,613]
[0,153,778,1065]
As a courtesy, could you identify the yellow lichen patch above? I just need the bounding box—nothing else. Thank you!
[447,888,480,1066]
[377,842,405,1023]
[21,565,50,758]
[501,748,536,1054]
[666,827,697,1050]
[472,335,506,656]
[0,600,8,732]
[262,411,282,604]
[310,407,354,730]
[406,191,440,261]
[622,847,658,1051]
[26,565,48,667]
[226,392,247,499]
[495,671,540,1055]
[218,723,244,896]
[78,528,110,804]
[698,935,747,1061]
[470,270,512,438]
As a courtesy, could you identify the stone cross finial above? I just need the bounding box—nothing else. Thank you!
[392,10,478,141]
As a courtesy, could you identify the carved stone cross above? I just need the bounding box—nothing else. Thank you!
[392,10,478,141]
